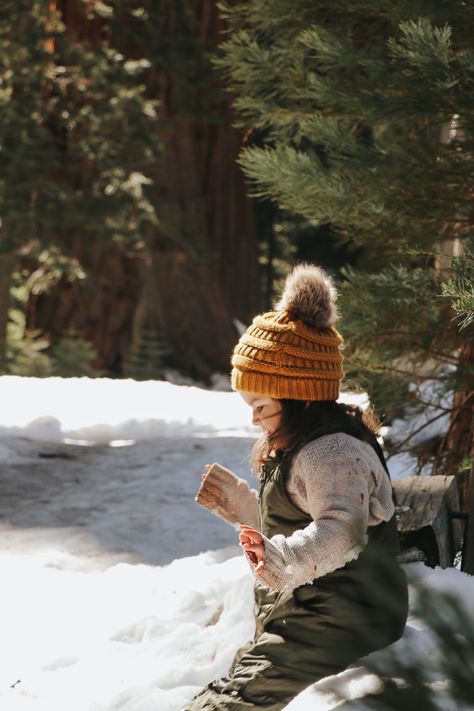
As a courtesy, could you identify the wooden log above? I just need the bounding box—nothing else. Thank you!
[393,475,462,568]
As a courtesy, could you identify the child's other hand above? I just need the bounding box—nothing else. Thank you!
[239,524,265,574]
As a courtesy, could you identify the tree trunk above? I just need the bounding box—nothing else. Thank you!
[28,239,142,373]
[441,341,474,511]
[145,1,260,376]
[462,460,474,575]
[432,217,473,511]
[147,106,258,376]
[0,254,15,367]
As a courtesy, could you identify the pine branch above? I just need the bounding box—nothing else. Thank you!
[387,393,473,456]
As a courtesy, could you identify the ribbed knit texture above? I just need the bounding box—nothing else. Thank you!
[255,433,395,591]
[196,434,395,592]
[231,309,343,401]
[195,463,259,527]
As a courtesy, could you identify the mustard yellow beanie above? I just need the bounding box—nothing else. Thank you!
[231,264,344,401]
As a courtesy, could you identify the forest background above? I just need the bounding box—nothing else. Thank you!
[1,1,473,508]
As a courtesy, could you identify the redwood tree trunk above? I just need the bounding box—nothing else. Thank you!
[441,341,474,511]
[462,460,474,575]
[147,108,259,375]
[145,0,260,375]
[0,254,15,367]
[28,238,143,373]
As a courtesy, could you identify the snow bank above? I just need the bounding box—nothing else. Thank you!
[3,549,474,711]
[1,374,472,711]
[0,376,252,444]
[0,548,254,711]
[0,376,367,446]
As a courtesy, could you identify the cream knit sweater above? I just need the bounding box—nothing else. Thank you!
[255,433,395,591]
[197,433,395,592]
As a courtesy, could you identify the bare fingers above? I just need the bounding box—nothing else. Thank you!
[239,524,263,544]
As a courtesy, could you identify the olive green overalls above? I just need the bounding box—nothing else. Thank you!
[184,430,408,711]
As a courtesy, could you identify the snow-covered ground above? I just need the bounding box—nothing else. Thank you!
[0,376,472,711]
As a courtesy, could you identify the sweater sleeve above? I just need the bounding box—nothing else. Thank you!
[232,484,260,528]
[195,462,260,529]
[255,439,376,592]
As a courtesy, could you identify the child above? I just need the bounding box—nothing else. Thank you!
[184,264,408,710]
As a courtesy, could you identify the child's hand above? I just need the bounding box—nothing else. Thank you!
[239,524,265,574]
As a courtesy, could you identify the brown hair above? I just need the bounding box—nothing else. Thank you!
[250,399,381,475]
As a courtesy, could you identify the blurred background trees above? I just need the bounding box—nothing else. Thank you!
[0,0,162,376]
[0,1,472,494]
[1,0,260,381]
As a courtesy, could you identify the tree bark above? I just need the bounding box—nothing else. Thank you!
[28,238,142,373]
[462,460,474,575]
[441,341,474,511]
[147,105,259,375]
[145,1,260,375]
[0,254,15,367]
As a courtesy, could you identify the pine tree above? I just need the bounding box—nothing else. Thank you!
[124,325,170,381]
[49,331,100,378]
[219,0,474,501]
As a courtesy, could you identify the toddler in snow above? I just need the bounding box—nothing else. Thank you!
[184,263,408,711]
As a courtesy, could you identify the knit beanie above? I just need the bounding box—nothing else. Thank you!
[231,264,344,401]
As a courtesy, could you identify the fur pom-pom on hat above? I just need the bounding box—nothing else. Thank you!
[231,263,344,401]
[275,263,338,329]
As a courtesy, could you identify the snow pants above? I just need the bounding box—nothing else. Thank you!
[183,555,408,711]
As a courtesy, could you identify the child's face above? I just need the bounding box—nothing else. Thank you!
[239,391,282,436]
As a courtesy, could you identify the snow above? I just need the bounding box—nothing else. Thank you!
[0,375,255,444]
[0,375,369,447]
[0,375,472,711]
[384,378,454,479]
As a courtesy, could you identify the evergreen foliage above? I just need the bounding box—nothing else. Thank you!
[6,271,53,377]
[49,332,99,378]
[442,251,474,331]
[0,1,160,254]
[6,313,52,378]
[219,0,474,464]
[6,272,100,377]
[125,326,170,381]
